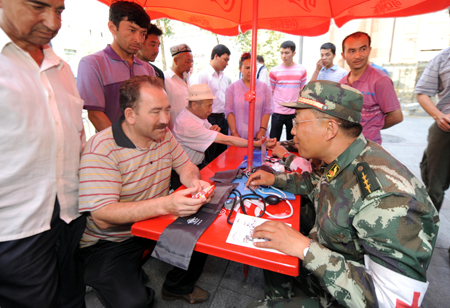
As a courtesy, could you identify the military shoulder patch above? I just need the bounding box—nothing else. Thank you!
[326,163,340,182]
[354,162,381,199]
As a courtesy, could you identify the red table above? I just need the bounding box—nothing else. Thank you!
[132,146,301,276]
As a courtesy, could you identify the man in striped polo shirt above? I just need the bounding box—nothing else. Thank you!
[78,76,211,307]
[269,40,307,141]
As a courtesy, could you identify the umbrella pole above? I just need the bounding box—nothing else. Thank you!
[245,0,259,172]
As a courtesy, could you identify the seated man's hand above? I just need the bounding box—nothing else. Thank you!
[190,179,214,203]
[265,138,277,148]
[253,137,276,148]
[252,221,310,260]
[210,125,221,132]
[271,145,289,158]
[246,170,275,188]
[167,187,207,217]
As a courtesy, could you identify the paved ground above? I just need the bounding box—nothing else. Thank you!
[86,116,450,308]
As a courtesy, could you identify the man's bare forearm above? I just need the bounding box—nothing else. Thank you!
[91,197,168,230]
[383,108,403,129]
[178,161,201,188]
[88,110,112,132]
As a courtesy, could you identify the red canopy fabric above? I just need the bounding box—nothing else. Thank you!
[97,0,450,36]
[96,0,450,167]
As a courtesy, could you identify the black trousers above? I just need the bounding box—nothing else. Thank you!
[80,236,207,308]
[0,198,86,308]
[420,122,450,212]
[205,113,228,163]
[269,113,295,141]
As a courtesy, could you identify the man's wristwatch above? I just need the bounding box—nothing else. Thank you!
[303,239,312,258]
[303,246,310,258]
[282,152,290,162]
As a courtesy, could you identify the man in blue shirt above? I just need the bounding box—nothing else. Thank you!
[310,42,347,83]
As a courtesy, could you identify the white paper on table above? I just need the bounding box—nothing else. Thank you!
[226,213,291,255]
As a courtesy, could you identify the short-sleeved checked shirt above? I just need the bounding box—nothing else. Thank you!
[414,47,450,114]
[78,117,189,248]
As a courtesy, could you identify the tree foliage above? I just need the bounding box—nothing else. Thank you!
[235,30,285,71]
[156,18,175,71]
[160,18,175,37]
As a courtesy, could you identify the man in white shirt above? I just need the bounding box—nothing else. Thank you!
[310,42,347,83]
[256,55,270,86]
[0,1,86,307]
[172,84,275,189]
[164,43,193,130]
[193,44,231,163]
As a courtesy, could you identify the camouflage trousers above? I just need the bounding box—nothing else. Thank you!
[246,198,343,308]
[246,266,344,308]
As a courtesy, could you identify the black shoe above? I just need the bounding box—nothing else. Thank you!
[161,286,209,304]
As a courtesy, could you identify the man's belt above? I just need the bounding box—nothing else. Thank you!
[209,113,225,117]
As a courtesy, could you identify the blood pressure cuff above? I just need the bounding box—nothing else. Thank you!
[209,169,241,183]
[151,183,238,270]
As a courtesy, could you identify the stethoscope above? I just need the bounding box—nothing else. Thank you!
[226,185,294,225]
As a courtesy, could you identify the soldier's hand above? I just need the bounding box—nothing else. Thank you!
[246,170,275,188]
[437,113,450,132]
[166,187,206,217]
[252,221,310,260]
[272,145,288,158]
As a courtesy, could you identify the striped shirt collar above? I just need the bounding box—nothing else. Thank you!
[112,116,136,149]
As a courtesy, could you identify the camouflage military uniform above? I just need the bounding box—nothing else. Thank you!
[250,134,439,308]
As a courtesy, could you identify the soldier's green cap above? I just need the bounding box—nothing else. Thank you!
[280,80,364,124]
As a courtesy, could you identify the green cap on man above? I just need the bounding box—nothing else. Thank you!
[280,80,364,124]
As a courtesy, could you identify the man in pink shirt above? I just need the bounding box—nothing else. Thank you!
[339,32,403,144]
[269,41,307,141]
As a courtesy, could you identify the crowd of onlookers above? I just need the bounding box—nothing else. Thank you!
[1,0,449,308]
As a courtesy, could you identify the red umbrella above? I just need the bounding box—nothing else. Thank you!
[98,0,450,37]
[97,0,450,168]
